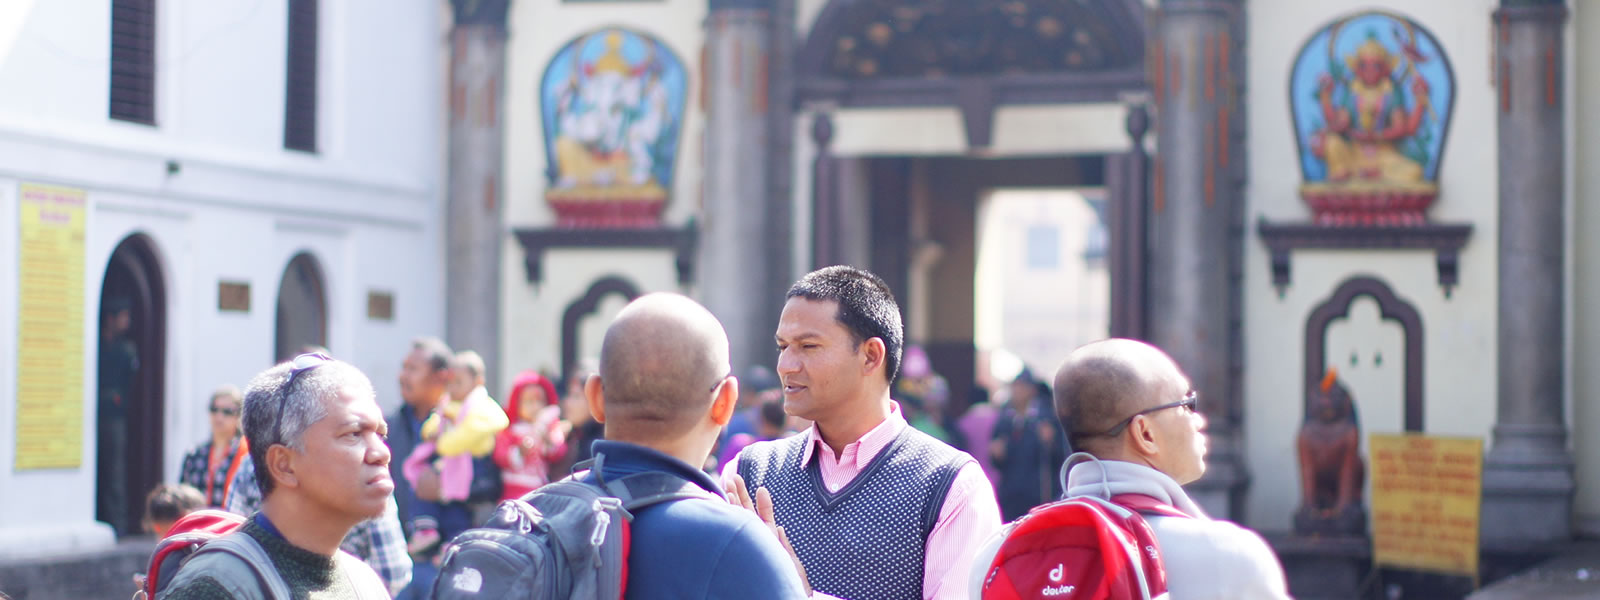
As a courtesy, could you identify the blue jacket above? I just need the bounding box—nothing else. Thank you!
[583,440,808,599]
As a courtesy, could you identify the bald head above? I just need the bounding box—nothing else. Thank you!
[1054,339,1188,453]
[597,293,731,438]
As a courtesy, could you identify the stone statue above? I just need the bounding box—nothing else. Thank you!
[1295,368,1367,536]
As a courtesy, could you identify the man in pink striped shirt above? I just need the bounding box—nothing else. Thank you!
[722,266,1002,600]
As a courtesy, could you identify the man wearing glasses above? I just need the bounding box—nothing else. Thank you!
[1049,338,1289,600]
[164,354,393,599]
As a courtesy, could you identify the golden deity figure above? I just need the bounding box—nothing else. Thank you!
[1310,37,1432,187]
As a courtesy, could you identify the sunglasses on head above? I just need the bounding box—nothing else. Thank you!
[268,352,334,445]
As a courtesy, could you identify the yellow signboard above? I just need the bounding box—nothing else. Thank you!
[1370,433,1483,580]
[16,183,87,470]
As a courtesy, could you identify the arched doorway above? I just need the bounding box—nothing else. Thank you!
[560,275,641,382]
[274,252,328,362]
[96,233,167,537]
[797,0,1151,412]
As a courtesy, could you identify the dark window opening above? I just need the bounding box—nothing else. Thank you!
[110,0,156,124]
[284,0,318,152]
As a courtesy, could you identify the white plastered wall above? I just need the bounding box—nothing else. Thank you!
[499,0,708,392]
[0,0,445,557]
[1568,0,1600,535]
[1243,0,1503,531]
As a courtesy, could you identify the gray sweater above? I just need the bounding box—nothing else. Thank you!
[163,518,388,600]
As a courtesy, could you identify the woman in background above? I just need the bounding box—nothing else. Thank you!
[177,385,248,509]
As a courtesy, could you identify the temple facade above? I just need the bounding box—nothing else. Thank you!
[488,0,1596,547]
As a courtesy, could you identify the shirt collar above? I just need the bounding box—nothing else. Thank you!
[588,440,723,496]
[800,401,907,469]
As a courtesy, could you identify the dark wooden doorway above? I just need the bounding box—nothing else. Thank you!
[275,252,329,362]
[96,233,166,536]
[819,155,1121,420]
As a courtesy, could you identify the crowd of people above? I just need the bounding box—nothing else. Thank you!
[136,265,1289,599]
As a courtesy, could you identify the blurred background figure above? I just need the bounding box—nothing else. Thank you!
[177,385,247,509]
[990,367,1067,521]
[896,345,952,443]
[957,385,1001,487]
[723,365,780,442]
[494,370,569,500]
[400,350,508,553]
[142,483,204,539]
[96,296,139,536]
[552,360,604,478]
[717,391,787,468]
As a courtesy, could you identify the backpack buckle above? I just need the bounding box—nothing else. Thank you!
[590,497,623,547]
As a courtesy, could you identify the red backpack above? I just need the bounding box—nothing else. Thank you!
[980,494,1189,600]
[134,509,288,600]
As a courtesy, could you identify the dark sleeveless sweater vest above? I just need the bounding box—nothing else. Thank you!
[737,425,972,600]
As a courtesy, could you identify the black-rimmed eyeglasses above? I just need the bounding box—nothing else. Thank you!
[270,352,333,445]
[1082,390,1199,439]
[710,373,731,393]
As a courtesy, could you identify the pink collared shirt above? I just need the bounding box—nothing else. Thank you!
[722,402,1002,600]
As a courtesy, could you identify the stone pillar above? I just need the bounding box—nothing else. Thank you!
[445,0,510,388]
[809,111,837,267]
[1108,101,1150,340]
[1482,0,1573,548]
[1148,0,1247,520]
[700,0,773,377]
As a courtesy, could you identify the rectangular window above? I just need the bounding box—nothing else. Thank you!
[109,0,156,124]
[283,0,318,152]
[1026,225,1060,270]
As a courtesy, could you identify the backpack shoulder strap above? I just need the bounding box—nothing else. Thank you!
[603,471,720,512]
[1111,494,1191,519]
[194,533,293,600]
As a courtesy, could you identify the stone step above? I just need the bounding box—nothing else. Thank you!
[0,537,155,600]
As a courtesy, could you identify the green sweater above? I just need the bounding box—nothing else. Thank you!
[163,518,388,600]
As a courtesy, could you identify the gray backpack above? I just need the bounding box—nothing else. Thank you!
[432,455,718,599]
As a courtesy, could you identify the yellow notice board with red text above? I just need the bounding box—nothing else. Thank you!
[15,183,87,470]
[1370,433,1483,581]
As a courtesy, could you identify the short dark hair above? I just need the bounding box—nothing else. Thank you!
[412,337,453,373]
[145,483,205,526]
[786,266,903,382]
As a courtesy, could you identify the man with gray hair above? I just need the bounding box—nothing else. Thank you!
[164,354,392,599]
[580,293,808,598]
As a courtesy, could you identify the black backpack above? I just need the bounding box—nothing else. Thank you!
[432,454,719,599]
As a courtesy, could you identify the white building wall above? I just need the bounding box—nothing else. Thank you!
[1243,0,1503,532]
[0,0,445,558]
[499,0,707,392]
[1568,0,1600,536]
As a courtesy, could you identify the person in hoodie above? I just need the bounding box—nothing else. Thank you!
[493,370,570,500]
[972,338,1289,599]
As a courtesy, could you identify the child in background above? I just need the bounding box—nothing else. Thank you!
[135,483,206,590]
[493,371,570,500]
[144,483,205,538]
[401,350,509,554]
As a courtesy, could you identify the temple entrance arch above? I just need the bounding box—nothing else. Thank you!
[793,0,1151,413]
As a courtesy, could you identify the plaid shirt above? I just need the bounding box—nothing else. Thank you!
[226,454,413,595]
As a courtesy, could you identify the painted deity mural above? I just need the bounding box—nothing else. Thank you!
[1290,11,1454,226]
[541,29,686,227]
